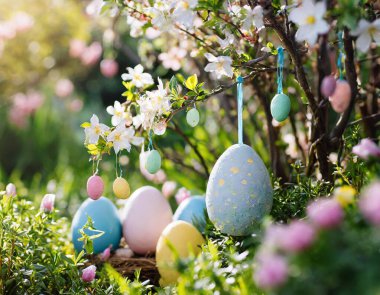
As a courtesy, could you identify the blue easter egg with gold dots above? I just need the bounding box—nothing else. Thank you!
[206,144,273,236]
[270,93,290,122]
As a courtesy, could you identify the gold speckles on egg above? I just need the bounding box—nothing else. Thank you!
[241,179,247,185]
[218,179,225,186]
[247,158,254,164]
[232,192,237,196]
[230,167,239,174]
[250,194,256,199]
[248,173,252,176]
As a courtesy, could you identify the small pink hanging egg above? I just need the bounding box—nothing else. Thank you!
[87,175,104,200]
[321,75,336,97]
[329,80,351,113]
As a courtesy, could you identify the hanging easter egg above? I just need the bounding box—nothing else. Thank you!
[329,79,351,113]
[321,75,337,97]
[87,175,104,200]
[156,221,205,286]
[173,196,207,232]
[72,197,122,254]
[206,144,273,236]
[113,177,130,199]
[122,186,172,254]
[186,108,200,127]
[145,150,161,174]
[270,93,291,122]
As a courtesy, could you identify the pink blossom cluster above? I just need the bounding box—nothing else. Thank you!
[69,39,102,67]
[254,196,345,290]
[0,12,34,49]
[352,138,380,160]
[8,91,44,128]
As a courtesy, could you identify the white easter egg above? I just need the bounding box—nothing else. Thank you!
[206,144,273,236]
[122,186,173,254]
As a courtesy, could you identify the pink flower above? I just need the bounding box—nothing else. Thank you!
[5,183,16,197]
[55,79,74,98]
[80,42,102,66]
[307,198,343,229]
[40,194,55,212]
[82,265,96,282]
[100,246,111,261]
[12,12,34,32]
[175,187,191,204]
[100,59,118,77]
[69,39,86,58]
[162,181,177,199]
[254,253,288,290]
[279,220,316,252]
[352,139,380,160]
[359,181,380,225]
[67,99,83,113]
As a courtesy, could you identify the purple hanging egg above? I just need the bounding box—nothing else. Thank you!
[329,80,351,113]
[87,175,104,200]
[321,76,337,97]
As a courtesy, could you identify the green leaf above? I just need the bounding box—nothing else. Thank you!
[169,76,178,92]
[185,74,198,90]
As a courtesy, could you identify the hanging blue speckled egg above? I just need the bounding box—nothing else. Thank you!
[206,144,273,236]
[270,93,290,122]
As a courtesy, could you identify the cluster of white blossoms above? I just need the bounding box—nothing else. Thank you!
[84,63,172,153]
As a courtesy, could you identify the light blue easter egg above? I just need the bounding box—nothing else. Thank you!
[72,197,122,254]
[206,144,273,236]
[186,108,200,127]
[145,150,161,174]
[270,93,290,122]
[173,196,207,231]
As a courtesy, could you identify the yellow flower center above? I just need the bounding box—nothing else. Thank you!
[114,133,121,141]
[133,73,142,81]
[369,26,377,36]
[182,1,190,9]
[306,16,316,25]
[95,126,101,135]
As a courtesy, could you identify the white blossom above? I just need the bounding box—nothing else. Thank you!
[106,101,130,126]
[350,19,380,52]
[84,114,109,144]
[242,5,264,31]
[158,47,187,71]
[172,0,198,28]
[121,64,154,88]
[217,30,236,49]
[127,16,146,38]
[204,53,233,79]
[288,0,329,45]
[146,2,173,32]
[107,123,143,153]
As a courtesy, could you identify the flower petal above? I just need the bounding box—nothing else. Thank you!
[356,31,371,52]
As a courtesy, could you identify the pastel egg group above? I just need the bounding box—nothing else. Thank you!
[329,80,351,113]
[270,93,291,122]
[206,144,273,236]
[71,197,122,254]
[145,150,162,174]
[122,186,172,254]
[86,175,104,200]
[173,196,207,232]
[156,221,205,286]
[113,177,130,199]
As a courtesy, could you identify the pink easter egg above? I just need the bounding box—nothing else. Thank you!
[329,80,351,113]
[87,175,104,200]
[122,186,173,254]
[321,75,336,97]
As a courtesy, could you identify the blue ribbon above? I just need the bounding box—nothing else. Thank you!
[148,129,153,151]
[236,75,244,145]
[277,47,284,94]
[337,31,344,80]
